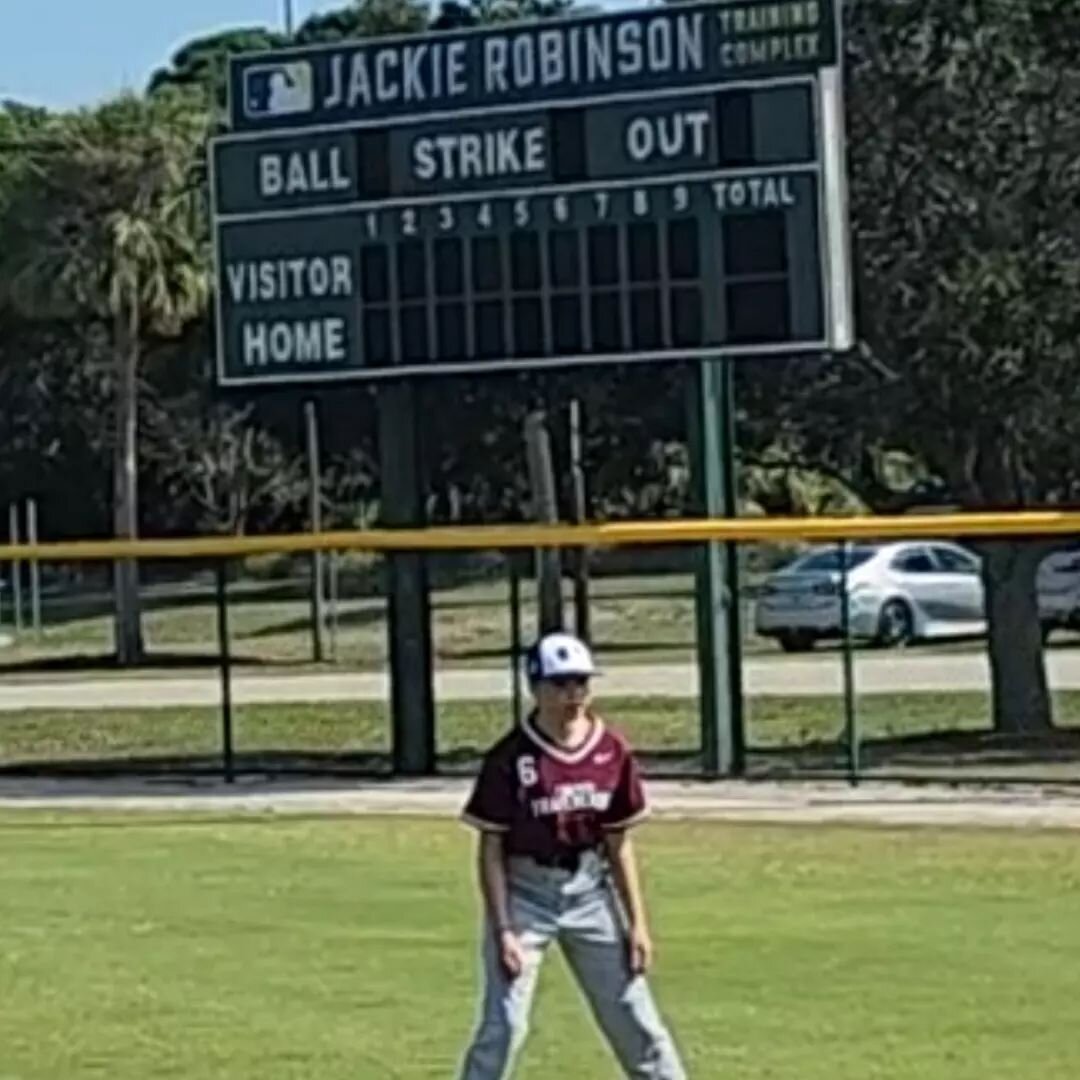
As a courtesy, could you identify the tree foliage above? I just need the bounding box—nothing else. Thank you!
[148,29,286,116]
[0,90,210,334]
[737,0,1080,731]
[296,0,429,41]
[0,88,212,660]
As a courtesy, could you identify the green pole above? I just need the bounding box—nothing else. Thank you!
[687,358,745,778]
[377,380,436,776]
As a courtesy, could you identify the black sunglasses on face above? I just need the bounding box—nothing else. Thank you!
[547,675,589,689]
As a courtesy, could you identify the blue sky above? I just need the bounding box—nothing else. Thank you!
[0,1,349,110]
[1,0,636,111]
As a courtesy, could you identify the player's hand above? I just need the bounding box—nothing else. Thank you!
[498,928,527,979]
[628,923,653,975]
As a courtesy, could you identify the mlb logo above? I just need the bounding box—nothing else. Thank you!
[243,61,314,120]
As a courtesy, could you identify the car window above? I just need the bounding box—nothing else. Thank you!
[931,546,979,575]
[892,548,935,574]
[1041,547,1080,574]
[795,547,877,572]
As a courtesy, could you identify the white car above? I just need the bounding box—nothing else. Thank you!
[1036,545,1080,637]
[754,540,1080,652]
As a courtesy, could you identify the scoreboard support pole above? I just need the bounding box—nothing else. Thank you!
[377,380,437,776]
[688,357,745,778]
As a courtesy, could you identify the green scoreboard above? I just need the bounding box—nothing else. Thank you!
[212,0,853,386]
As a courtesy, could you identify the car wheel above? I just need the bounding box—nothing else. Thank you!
[778,630,816,653]
[875,599,914,648]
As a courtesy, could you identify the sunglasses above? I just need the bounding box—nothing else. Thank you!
[547,675,589,689]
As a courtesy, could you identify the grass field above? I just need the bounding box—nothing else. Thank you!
[4,693,1080,780]
[2,814,1078,1078]
[0,571,709,671]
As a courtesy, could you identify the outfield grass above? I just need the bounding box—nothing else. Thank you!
[1,815,1078,1078]
[0,693,1018,762]
[4,693,1080,779]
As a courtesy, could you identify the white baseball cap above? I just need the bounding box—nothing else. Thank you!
[525,632,596,682]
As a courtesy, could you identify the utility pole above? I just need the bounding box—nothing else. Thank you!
[568,399,591,642]
[524,410,563,635]
[304,400,326,663]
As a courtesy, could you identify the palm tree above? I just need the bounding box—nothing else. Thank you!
[0,89,210,663]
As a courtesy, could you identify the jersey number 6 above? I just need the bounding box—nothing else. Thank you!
[516,755,538,787]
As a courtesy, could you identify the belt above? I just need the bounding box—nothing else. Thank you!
[528,848,593,873]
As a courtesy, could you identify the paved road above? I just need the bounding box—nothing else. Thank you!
[3,649,1080,710]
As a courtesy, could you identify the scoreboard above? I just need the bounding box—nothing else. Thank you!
[212,0,852,386]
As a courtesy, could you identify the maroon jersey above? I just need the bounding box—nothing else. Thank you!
[461,712,648,860]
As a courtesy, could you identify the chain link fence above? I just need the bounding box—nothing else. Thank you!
[2,526,1078,786]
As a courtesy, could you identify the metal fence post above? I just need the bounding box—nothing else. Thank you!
[509,553,523,728]
[26,498,41,638]
[215,559,235,784]
[328,548,340,662]
[838,539,859,783]
[8,504,23,635]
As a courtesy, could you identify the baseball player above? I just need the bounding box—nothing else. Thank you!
[457,631,687,1078]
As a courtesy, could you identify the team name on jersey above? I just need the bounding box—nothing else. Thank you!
[530,781,613,817]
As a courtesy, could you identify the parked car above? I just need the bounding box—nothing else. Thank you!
[754,540,1080,652]
[1036,545,1080,638]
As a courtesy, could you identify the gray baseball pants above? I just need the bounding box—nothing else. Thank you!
[458,851,687,1078]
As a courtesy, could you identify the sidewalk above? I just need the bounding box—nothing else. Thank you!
[3,775,1079,830]
[0,649,1059,710]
